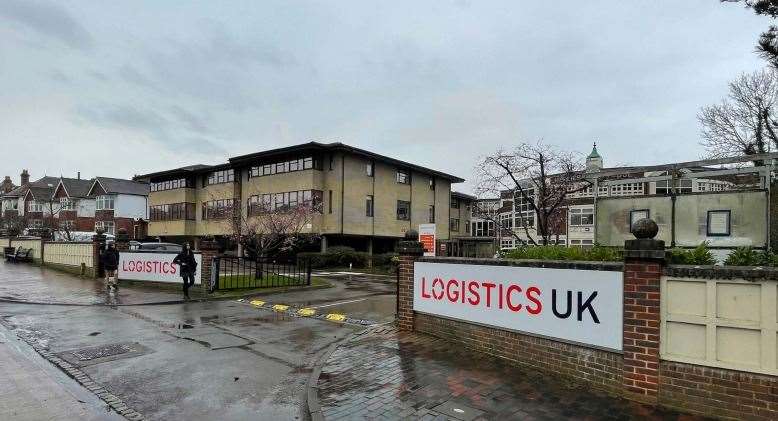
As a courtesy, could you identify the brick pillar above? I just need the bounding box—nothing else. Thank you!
[115,229,130,252]
[197,238,219,293]
[92,233,106,279]
[622,219,665,404]
[396,232,424,331]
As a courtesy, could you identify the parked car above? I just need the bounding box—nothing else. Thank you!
[134,242,183,253]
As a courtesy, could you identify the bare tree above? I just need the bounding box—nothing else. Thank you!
[474,141,591,246]
[0,213,25,236]
[209,191,322,258]
[42,198,73,240]
[699,69,778,160]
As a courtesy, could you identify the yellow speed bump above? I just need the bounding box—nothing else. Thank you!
[249,300,265,307]
[325,313,347,322]
[272,304,290,312]
[297,308,316,317]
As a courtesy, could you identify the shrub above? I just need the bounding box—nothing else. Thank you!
[297,246,388,269]
[667,242,716,265]
[503,245,621,262]
[724,247,763,266]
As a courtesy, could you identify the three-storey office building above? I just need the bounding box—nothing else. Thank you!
[136,142,464,253]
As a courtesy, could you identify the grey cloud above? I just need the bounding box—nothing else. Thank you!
[0,0,93,50]
[118,64,158,90]
[74,103,225,155]
[50,69,71,84]
[169,106,210,134]
[90,71,109,82]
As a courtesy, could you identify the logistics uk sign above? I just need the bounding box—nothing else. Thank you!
[414,262,622,350]
[119,252,202,284]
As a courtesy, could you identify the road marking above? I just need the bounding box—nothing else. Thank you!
[272,304,289,312]
[297,308,316,317]
[312,298,366,309]
[249,300,265,307]
[325,313,347,322]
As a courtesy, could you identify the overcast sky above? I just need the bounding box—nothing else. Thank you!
[0,1,767,193]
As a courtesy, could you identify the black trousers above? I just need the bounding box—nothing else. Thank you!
[182,272,195,296]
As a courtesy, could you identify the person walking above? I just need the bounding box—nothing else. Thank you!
[173,244,197,299]
[101,241,120,295]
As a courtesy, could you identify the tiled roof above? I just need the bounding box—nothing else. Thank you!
[59,177,94,198]
[94,177,149,196]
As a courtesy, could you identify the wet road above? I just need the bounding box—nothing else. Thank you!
[0,261,396,420]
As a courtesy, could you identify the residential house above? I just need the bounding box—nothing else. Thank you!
[51,176,96,232]
[86,177,150,238]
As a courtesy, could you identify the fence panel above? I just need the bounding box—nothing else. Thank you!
[11,238,43,260]
[43,242,93,268]
[215,257,311,290]
[661,275,778,376]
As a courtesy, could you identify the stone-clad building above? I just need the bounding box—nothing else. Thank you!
[135,142,464,253]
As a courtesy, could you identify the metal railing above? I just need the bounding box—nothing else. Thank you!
[212,256,311,290]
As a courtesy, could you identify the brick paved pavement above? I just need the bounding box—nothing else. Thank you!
[316,326,709,420]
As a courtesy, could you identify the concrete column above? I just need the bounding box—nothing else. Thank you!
[622,218,665,404]
[396,230,424,331]
[320,235,328,253]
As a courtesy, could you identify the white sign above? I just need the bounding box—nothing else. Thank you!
[414,262,623,350]
[119,252,202,284]
[418,223,436,257]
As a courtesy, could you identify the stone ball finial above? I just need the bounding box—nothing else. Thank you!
[631,218,658,239]
[404,229,418,240]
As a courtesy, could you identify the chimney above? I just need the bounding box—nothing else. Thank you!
[1,176,12,193]
[77,171,81,180]
[20,169,29,186]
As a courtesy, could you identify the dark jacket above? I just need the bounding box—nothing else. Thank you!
[173,251,198,278]
[102,248,120,271]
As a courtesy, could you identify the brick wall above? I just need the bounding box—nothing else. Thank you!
[660,361,778,420]
[415,313,623,395]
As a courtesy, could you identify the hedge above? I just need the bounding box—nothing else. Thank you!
[297,246,398,269]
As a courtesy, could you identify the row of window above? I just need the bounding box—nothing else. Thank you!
[449,218,471,233]
[205,169,235,186]
[150,178,194,192]
[202,199,235,220]
[249,157,320,177]
[150,203,196,221]
[247,190,323,215]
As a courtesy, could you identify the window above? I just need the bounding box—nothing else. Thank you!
[501,238,515,250]
[59,220,74,230]
[514,189,535,227]
[149,203,195,221]
[366,195,374,217]
[150,178,192,192]
[201,199,235,220]
[396,169,409,184]
[629,209,650,232]
[429,178,435,190]
[472,220,495,237]
[96,195,115,210]
[450,218,460,231]
[451,199,459,209]
[29,219,43,228]
[206,169,234,186]
[609,182,644,197]
[465,220,470,234]
[27,200,43,213]
[95,221,115,235]
[707,210,731,236]
[569,207,594,226]
[246,191,323,215]
[656,178,692,195]
[428,205,435,223]
[397,200,411,220]
[328,190,333,214]
[366,162,374,177]
[60,197,76,211]
[249,157,322,177]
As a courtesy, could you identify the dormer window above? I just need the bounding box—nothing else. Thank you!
[60,197,76,211]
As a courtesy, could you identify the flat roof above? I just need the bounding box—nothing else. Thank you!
[229,141,464,182]
[136,141,465,183]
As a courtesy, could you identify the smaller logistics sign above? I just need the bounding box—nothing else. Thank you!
[418,223,436,257]
[414,262,622,350]
[118,252,202,284]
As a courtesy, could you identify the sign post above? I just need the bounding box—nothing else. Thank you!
[418,223,436,257]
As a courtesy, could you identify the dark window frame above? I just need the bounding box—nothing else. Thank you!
[366,195,374,217]
[396,200,411,221]
[629,209,650,232]
[706,210,732,237]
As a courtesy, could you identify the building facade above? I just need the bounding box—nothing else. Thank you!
[136,142,464,253]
